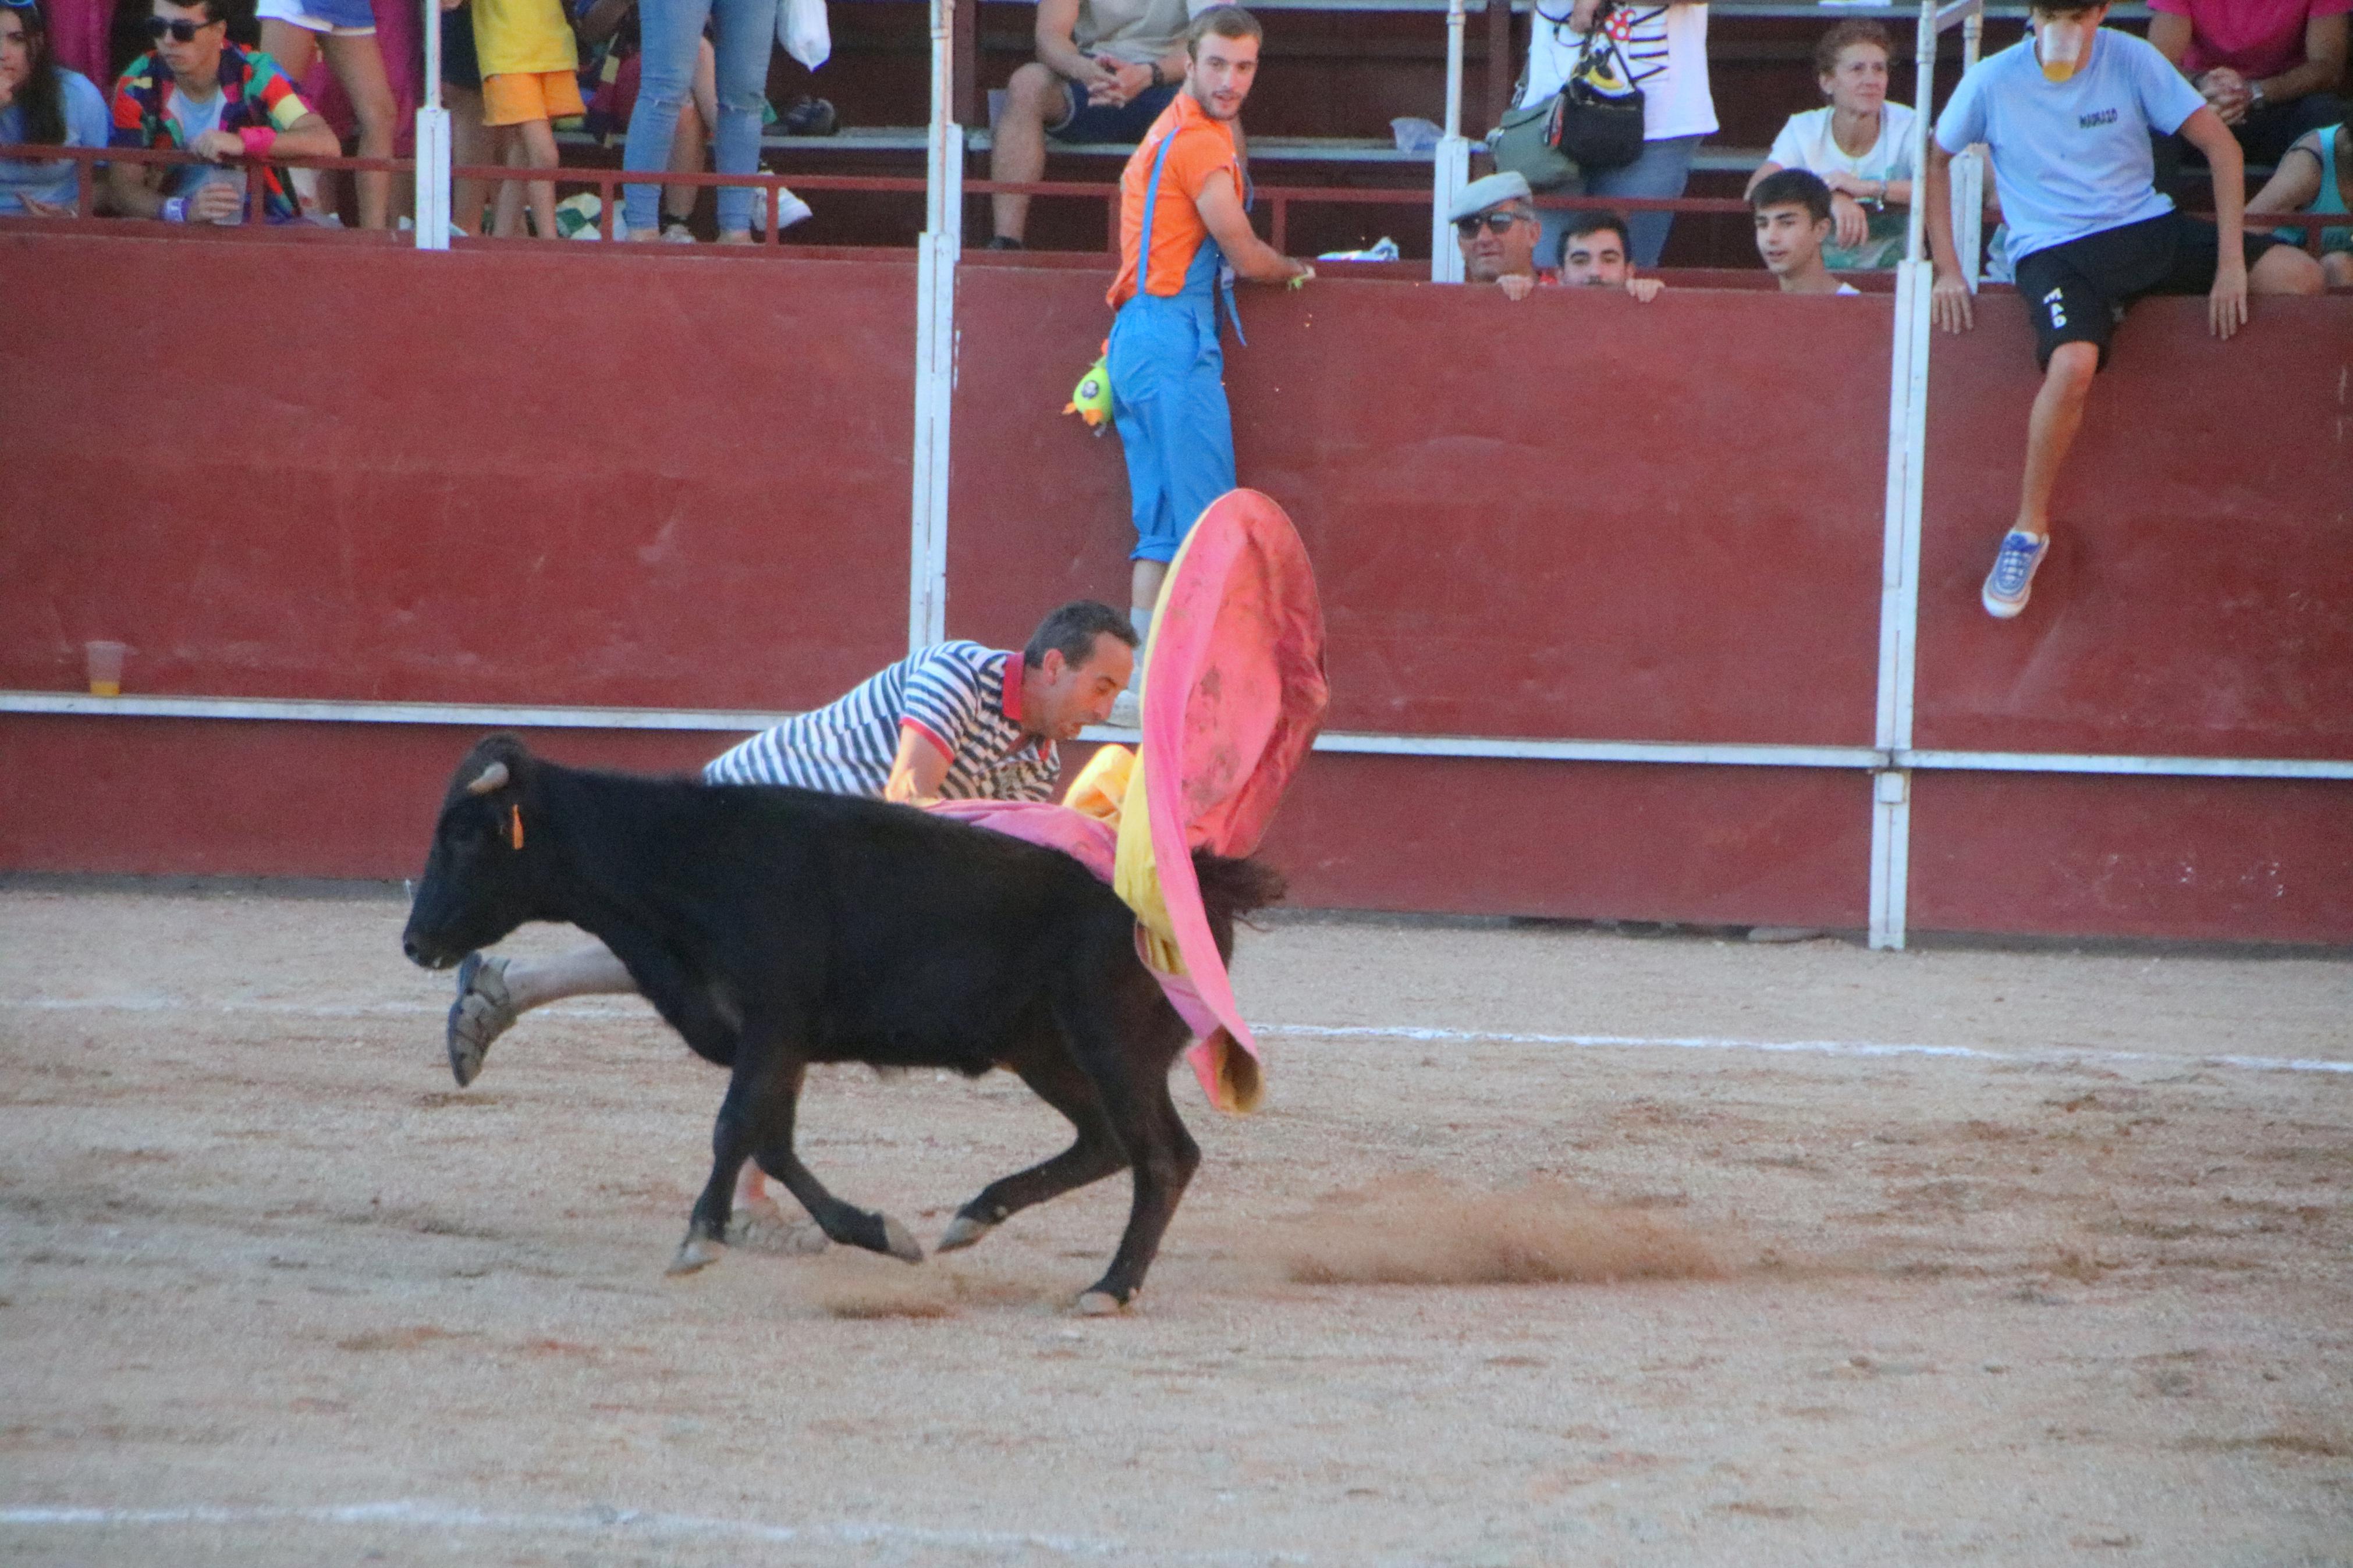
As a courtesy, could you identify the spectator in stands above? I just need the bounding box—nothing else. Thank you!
[1747,19,1914,269]
[1103,6,1309,726]
[107,0,339,223]
[987,0,1195,250]
[254,0,398,226]
[1556,208,1665,299]
[1925,0,2323,618]
[471,0,577,237]
[1451,169,1545,296]
[1751,168,1859,294]
[576,0,715,239]
[2149,0,2347,179]
[2248,120,2352,283]
[1513,0,1716,268]
[1,0,111,217]
[620,0,788,244]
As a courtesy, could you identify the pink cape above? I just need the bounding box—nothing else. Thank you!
[940,489,1327,1110]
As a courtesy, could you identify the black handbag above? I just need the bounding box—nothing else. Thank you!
[1552,16,1645,171]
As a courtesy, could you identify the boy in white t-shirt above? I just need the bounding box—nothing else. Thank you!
[1925,0,2323,618]
[1751,169,1863,294]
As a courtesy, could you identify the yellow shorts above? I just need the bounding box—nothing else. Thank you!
[482,70,586,127]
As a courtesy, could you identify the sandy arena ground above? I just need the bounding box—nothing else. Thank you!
[1,884,2348,1566]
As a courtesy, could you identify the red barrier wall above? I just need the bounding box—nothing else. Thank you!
[5,233,2348,943]
[947,262,1891,745]
[0,233,913,712]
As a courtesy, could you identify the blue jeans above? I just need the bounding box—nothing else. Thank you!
[622,0,778,234]
[1537,133,1703,271]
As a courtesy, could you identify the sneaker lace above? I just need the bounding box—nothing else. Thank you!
[1991,534,2042,595]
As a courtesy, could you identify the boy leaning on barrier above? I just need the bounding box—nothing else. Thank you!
[107,0,338,223]
[1922,0,2323,620]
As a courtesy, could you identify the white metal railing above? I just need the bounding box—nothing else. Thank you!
[1431,0,1472,281]
[1869,0,1986,950]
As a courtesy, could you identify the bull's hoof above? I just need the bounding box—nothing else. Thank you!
[1074,1289,1131,1317]
[666,1236,724,1276]
[880,1215,925,1264]
[935,1214,995,1253]
[729,1200,831,1256]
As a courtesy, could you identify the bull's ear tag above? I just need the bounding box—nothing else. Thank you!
[509,803,525,851]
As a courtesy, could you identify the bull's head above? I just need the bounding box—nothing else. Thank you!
[402,734,542,970]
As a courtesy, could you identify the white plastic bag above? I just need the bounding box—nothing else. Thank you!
[779,0,829,71]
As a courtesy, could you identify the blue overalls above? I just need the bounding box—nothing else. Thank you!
[1106,127,1246,565]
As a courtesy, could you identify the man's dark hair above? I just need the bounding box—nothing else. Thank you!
[6,0,67,145]
[1814,18,1892,78]
[1559,209,1631,264]
[1025,600,1138,670]
[157,0,231,25]
[2027,0,2106,16]
[1186,4,1262,56]
[1750,168,1833,226]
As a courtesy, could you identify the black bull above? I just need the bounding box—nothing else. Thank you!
[400,735,1283,1311]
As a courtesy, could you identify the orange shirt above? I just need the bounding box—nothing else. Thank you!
[1105,91,1244,309]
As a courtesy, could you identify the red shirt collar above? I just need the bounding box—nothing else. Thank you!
[1000,651,1024,724]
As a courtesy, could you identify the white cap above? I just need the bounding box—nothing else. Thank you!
[1449,171,1533,223]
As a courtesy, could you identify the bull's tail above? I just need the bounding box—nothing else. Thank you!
[1191,851,1287,963]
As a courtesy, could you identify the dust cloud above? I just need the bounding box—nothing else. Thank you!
[1248,1173,1726,1286]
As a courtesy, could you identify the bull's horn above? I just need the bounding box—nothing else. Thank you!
[464,761,510,796]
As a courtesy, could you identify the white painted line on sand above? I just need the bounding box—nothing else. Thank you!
[6,996,2348,1077]
[1252,1023,2353,1078]
[0,1500,1307,1565]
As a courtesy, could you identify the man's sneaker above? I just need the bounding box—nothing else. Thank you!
[660,220,697,243]
[445,952,516,1087]
[751,185,814,236]
[1107,689,1142,730]
[1982,528,2049,618]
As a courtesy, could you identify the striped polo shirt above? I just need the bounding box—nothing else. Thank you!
[702,641,1059,802]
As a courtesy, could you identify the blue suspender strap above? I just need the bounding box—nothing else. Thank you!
[1135,127,1179,294]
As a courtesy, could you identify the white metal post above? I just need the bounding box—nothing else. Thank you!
[1431,0,1470,282]
[907,0,961,650]
[1868,0,1951,949]
[414,0,450,250]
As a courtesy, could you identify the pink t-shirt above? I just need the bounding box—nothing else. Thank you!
[2148,0,2352,80]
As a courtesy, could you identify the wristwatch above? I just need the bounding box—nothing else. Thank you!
[1147,61,1166,88]
[2248,81,2269,110]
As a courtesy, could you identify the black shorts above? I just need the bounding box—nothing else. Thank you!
[2011,210,2283,371]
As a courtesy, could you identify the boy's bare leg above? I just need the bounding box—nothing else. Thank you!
[2014,340,2099,541]
[489,127,526,236]
[446,82,488,234]
[519,116,558,238]
[322,31,399,229]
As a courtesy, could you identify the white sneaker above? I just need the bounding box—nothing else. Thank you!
[1107,690,1141,730]
[751,185,814,236]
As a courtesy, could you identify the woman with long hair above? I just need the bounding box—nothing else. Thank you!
[0,0,110,216]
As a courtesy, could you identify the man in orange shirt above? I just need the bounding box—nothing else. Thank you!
[1103,4,1311,724]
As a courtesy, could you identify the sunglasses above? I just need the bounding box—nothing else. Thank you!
[144,13,219,39]
[1455,211,1524,239]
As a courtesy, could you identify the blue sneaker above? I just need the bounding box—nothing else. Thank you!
[1982,529,2048,618]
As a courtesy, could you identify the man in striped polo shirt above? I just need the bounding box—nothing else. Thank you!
[441,600,1137,1111]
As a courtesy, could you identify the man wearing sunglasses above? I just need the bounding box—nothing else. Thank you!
[1451,170,1546,299]
[107,0,337,223]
